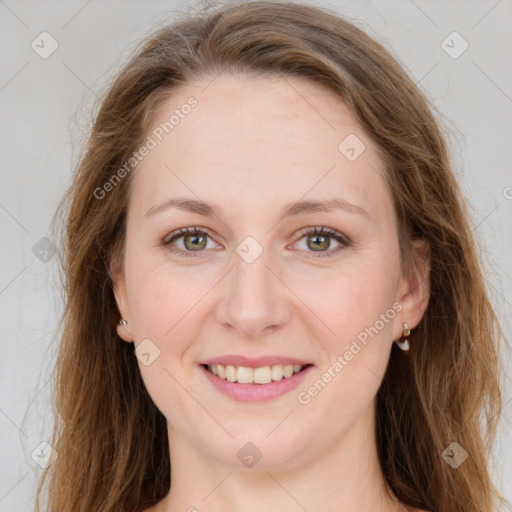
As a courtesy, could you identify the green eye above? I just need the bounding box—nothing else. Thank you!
[295,226,351,257]
[163,226,351,258]
[163,227,215,257]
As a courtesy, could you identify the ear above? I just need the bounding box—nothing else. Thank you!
[110,258,134,343]
[393,238,430,340]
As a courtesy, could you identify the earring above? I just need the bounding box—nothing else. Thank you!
[113,292,128,326]
[395,323,411,351]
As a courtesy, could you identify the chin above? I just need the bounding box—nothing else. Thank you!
[200,427,313,470]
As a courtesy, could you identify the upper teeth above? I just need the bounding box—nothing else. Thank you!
[207,364,304,384]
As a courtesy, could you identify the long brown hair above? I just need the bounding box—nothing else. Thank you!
[35,2,507,511]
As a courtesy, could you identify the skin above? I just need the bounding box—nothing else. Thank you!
[113,73,430,512]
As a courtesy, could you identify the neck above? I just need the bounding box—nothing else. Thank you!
[159,402,404,512]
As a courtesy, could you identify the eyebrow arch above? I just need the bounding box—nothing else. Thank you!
[145,197,370,219]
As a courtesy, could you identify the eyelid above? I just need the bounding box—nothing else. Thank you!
[162,226,215,244]
[293,226,351,245]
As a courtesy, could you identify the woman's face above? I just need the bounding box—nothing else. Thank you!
[114,73,427,469]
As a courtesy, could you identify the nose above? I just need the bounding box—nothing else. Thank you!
[214,246,291,339]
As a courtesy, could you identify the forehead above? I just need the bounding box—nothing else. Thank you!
[129,73,391,222]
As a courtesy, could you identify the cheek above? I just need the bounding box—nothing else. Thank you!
[286,256,400,348]
[124,241,215,339]
[295,267,398,433]
[124,263,212,422]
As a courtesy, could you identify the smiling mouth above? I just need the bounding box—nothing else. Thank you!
[203,363,310,384]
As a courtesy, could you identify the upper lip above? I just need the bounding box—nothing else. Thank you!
[201,355,312,368]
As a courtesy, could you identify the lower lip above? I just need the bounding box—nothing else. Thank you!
[200,364,313,402]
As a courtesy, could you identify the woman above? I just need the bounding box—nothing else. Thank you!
[35,2,507,511]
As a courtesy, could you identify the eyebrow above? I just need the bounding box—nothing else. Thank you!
[145,197,370,219]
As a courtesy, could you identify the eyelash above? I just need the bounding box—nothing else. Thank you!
[162,226,351,259]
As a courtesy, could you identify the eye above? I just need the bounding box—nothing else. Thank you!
[162,226,351,259]
[293,226,351,257]
[162,227,218,258]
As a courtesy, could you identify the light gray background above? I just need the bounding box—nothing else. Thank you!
[1,1,511,510]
